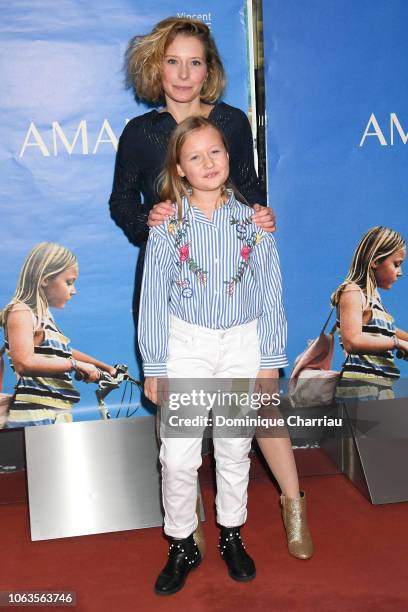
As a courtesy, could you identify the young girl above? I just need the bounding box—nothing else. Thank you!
[332,226,408,401]
[0,242,116,428]
[138,116,312,597]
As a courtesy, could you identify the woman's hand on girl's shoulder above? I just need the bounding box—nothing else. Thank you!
[252,204,276,233]
[148,200,175,227]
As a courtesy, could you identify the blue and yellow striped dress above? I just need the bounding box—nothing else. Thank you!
[6,312,80,426]
[335,293,399,402]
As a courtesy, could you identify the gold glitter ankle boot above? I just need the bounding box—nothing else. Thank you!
[193,495,206,558]
[280,491,314,559]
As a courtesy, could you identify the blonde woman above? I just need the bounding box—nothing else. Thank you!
[332,226,408,401]
[0,243,115,427]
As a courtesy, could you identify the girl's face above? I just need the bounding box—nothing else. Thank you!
[372,248,405,289]
[42,265,78,308]
[177,126,229,195]
[161,34,208,105]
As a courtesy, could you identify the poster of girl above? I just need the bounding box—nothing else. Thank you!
[332,226,408,400]
[0,242,115,428]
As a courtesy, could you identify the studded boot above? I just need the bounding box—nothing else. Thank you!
[280,490,314,559]
[154,533,202,596]
[155,408,207,561]
[218,526,256,582]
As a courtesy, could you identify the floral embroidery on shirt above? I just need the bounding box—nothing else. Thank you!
[176,279,194,298]
[169,210,262,295]
[231,215,253,239]
[176,278,188,288]
[185,255,208,284]
[178,241,208,284]
[168,217,189,243]
[225,216,263,296]
[179,243,190,262]
[240,245,251,262]
[167,220,177,235]
[169,216,208,287]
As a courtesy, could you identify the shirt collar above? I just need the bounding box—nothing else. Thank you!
[224,190,238,210]
[181,190,238,217]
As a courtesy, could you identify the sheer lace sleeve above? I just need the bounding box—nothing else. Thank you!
[109,122,149,247]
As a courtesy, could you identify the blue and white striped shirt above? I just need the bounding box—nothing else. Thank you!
[138,194,288,376]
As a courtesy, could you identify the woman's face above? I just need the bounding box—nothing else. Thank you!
[161,34,208,105]
[42,265,78,308]
[372,248,405,290]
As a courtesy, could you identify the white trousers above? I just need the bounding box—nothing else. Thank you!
[160,316,261,538]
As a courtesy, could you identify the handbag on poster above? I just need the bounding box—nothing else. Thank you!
[288,309,340,408]
[0,345,12,428]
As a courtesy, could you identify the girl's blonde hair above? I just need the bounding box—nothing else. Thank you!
[0,243,77,329]
[331,226,405,306]
[126,16,225,104]
[157,116,244,218]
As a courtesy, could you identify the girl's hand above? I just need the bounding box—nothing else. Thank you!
[252,204,276,233]
[144,376,168,405]
[75,361,100,383]
[104,365,117,376]
[148,200,174,227]
[397,339,408,359]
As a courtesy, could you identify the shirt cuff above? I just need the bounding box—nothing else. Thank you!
[260,354,288,369]
[143,362,168,377]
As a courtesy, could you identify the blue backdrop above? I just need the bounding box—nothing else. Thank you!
[0,0,253,420]
[263,0,408,375]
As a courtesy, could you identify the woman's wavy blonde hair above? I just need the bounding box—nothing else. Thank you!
[0,243,78,329]
[126,17,225,104]
[157,116,244,218]
[331,226,405,306]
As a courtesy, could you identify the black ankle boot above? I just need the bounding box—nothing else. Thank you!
[154,533,202,596]
[218,526,256,582]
